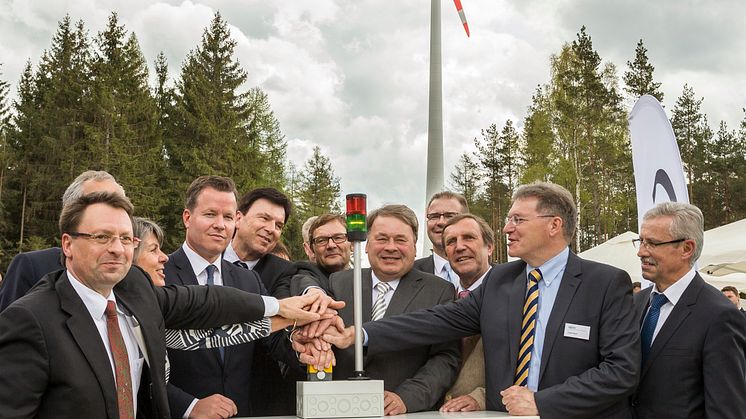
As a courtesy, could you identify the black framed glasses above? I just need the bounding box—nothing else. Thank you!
[311,234,348,246]
[426,212,459,222]
[68,232,141,248]
[631,238,686,250]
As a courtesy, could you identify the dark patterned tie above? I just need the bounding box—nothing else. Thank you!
[641,292,669,364]
[233,260,249,270]
[204,265,224,361]
[514,269,541,386]
[105,301,134,419]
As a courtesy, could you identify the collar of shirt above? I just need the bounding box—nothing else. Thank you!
[67,270,116,319]
[371,270,400,298]
[652,267,696,307]
[182,242,223,285]
[223,242,260,269]
[457,268,490,293]
[525,246,570,287]
[432,252,450,274]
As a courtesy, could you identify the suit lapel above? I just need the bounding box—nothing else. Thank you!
[172,248,199,286]
[386,270,423,316]
[538,252,582,385]
[641,275,702,377]
[507,264,528,375]
[58,272,119,419]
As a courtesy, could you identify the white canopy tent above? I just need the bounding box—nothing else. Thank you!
[577,224,746,294]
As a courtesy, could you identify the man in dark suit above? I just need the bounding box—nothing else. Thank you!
[721,285,746,318]
[164,176,314,418]
[413,191,468,288]
[0,170,124,311]
[439,214,495,413]
[326,204,460,416]
[221,187,301,415]
[325,182,639,418]
[223,187,297,298]
[291,213,352,296]
[0,191,321,418]
[631,202,746,418]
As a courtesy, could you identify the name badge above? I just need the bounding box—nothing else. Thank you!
[564,323,590,340]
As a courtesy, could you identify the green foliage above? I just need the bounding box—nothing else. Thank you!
[623,39,664,102]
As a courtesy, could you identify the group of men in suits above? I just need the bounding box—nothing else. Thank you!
[0,178,335,418]
[3,168,746,419]
[321,181,746,418]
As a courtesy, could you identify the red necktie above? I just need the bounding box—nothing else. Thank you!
[105,301,134,419]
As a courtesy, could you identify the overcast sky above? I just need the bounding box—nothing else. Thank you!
[2,0,745,249]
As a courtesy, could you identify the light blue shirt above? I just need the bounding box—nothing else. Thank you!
[525,247,569,391]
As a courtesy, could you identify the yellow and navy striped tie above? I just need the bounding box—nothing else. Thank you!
[514,268,541,386]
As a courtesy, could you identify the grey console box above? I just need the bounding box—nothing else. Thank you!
[296,380,384,418]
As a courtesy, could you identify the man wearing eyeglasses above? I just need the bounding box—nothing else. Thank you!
[325,181,639,418]
[630,202,746,418]
[291,214,352,296]
[0,191,326,418]
[414,191,469,288]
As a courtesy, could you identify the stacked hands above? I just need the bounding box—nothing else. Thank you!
[277,290,352,371]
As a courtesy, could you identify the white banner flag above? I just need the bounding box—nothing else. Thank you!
[629,95,690,288]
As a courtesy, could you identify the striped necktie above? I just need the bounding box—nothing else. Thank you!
[105,301,134,419]
[371,282,391,321]
[514,269,541,386]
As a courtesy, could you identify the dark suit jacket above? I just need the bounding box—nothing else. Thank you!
[0,247,63,311]
[164,247,297,418]
[631,274,746,418]
[364,251,639,419]
[290,261,334,296]
[329,268,460,413]
[413,255,435,275]
[0,266,265,419]
[254,253,297,299]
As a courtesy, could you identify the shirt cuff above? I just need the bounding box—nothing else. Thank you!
[303,286,326,295]
[262,296,279,317]
[183,398,198,419]
[363,328,369,346]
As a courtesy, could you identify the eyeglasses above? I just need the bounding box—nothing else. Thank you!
[426,212,459,222]
[68,232,141,248]
[632,238,685,250]
[311,234,348,246]
[504,214,556,226]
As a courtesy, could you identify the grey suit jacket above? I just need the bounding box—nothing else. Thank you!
[631,274,746,418]
[329,268,460,413]
[413,255,435,275]
[0,266,265,419]
[364,251,639,419]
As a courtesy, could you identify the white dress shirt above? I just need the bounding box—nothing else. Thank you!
[647,267,696,343]
[433,252,460,288]
[371,271,400,309]
[67,272,144,415]
[223,242,260,270]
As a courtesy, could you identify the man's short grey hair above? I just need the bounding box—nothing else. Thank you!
[643,202,704,266]
[62,171,119,206]
[302,216,319,243]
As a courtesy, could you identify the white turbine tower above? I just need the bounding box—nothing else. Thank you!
[423,0,470,256]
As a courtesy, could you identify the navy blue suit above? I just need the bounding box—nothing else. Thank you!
[164,248,298,418]
[0,247,64,312]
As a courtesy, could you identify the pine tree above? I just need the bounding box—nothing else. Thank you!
[521,86,554,183]
[670,84,711,208]
[449,152,480,205]
[296,146,341,218]
[623,39,664,102]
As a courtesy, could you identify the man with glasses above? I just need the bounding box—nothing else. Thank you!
[0,191,325,418]
[414,191,469,288]
[325,181,639,418]
[630,202,746,418]
[291,214,352,296]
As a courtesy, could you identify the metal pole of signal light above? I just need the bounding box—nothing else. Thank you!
[296,193,384,418]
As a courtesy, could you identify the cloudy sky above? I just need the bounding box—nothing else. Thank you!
[2,0,745,249]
